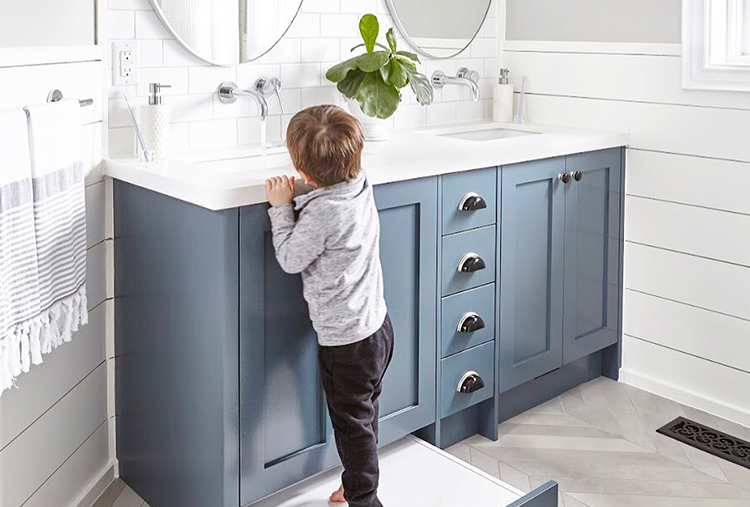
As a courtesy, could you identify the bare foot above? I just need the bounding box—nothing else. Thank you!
[329,484,346,503]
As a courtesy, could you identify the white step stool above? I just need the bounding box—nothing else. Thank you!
[250,436,557,507]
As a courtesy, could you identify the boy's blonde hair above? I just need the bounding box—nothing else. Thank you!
[286,105,365,187]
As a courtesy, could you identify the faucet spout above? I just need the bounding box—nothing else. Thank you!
[253,91,269,121]
[458,77,481,101]
[431,69,481,101]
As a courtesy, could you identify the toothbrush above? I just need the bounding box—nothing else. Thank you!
[121,93,155,162]
[516,77,526,125]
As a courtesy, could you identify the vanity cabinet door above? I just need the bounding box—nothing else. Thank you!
[373,177,438,445]
[238,177,438,504]
[239,205,338,506]
[499,159,566,393]
[562,149,622,364]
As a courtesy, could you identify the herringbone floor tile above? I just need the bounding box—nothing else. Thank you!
[447,377,750,507]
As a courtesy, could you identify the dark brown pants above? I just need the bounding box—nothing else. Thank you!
[318,315,394,507]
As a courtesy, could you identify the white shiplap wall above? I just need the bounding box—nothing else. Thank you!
[105,0,500,157]
[0,59,113,506]
[502,36,750,425]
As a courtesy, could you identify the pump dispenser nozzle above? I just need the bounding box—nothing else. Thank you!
[148,83,172,105]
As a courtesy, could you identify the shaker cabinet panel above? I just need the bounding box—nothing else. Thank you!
[374,177,438,444]
[499,158,566,392]
[239,205,338,506]
[563,149,622,364]
[441,283,495,358]
[441,168,497,235]
[441,226,497,296]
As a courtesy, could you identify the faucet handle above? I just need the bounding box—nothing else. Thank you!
[272,87,284,114]
[457,68,480,84]
[255,77,283,113]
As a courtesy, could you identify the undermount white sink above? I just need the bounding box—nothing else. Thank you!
[198,152,294,173]
[193,149,375,175]
[440,128,539,142]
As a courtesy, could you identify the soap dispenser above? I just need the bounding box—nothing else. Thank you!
[141,83,172,158]
[493,69,514,123]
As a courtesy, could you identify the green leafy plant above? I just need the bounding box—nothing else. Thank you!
[326,14,433,119]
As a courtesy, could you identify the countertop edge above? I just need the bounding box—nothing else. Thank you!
[104,127,629,211]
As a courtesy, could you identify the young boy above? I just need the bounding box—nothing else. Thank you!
[264,105,393,507]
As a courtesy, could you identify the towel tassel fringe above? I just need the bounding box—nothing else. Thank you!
[0,284,88,395]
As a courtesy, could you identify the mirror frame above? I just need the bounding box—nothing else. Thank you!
[384,0,493,60]
[148,0,304,66]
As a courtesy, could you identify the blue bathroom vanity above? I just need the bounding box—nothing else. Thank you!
[112,133,625,507]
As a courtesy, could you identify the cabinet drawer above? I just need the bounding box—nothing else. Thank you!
[440,341,495,418]
[442,168,497,235]
[442,226,496,296]
[441,284,495,358]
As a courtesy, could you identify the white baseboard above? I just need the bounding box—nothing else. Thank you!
[619,368,750,428]
[71,459,119,507]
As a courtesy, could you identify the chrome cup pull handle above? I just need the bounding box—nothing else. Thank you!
[457,312,486,333]
[457,371,485,394]
[458,192,487,212]
[457,253,486,273]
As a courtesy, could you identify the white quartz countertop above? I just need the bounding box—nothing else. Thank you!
[104,121,629,211]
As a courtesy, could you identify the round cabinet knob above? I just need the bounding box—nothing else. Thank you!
[557,172,571,184]
[457,371,486,394]
[457,312,486,333]
[457,253,486,273]
[573,171,583,182]
[458,192,487,212]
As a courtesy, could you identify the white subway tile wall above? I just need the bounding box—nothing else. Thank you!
[107,0,499,156]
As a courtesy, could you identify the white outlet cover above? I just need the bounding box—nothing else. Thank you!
[113,41,138,86]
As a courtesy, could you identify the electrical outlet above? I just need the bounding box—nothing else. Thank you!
[113,41,138,86]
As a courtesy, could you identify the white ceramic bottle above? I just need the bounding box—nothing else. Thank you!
[141,83,172,158]
[493,69,514,123]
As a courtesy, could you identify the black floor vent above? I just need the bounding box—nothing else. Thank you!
[657,417,750,470]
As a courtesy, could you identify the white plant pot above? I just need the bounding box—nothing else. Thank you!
[345,97,390,142]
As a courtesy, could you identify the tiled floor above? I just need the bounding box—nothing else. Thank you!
[92,479,149,507]
[96,377,750,507]
[446,377,750,507]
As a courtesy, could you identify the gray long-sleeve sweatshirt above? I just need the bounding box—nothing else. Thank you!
[267,173,387,346]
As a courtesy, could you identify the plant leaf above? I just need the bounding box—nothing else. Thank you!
[403,66,434,106]
[356,51,390,72]
[337,69,366,99]
[380,61,392,84]
[359,14,379,53]
[326,56,361,83]
[385,59,408,89]
[386,28,398,53]
[355,72,400,119]
[396,56,417,71]
[397,50,420,63]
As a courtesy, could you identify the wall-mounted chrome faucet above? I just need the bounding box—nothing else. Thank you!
[431,68,481,101]
[217,78,283,121]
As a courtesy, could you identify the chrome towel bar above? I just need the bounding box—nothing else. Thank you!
[23,90,94,117]
[47,89,93,107]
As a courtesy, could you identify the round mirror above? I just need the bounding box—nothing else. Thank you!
[386,0,492,59]
[149,0,303,65]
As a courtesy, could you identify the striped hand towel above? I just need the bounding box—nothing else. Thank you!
[0,101,88,394]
